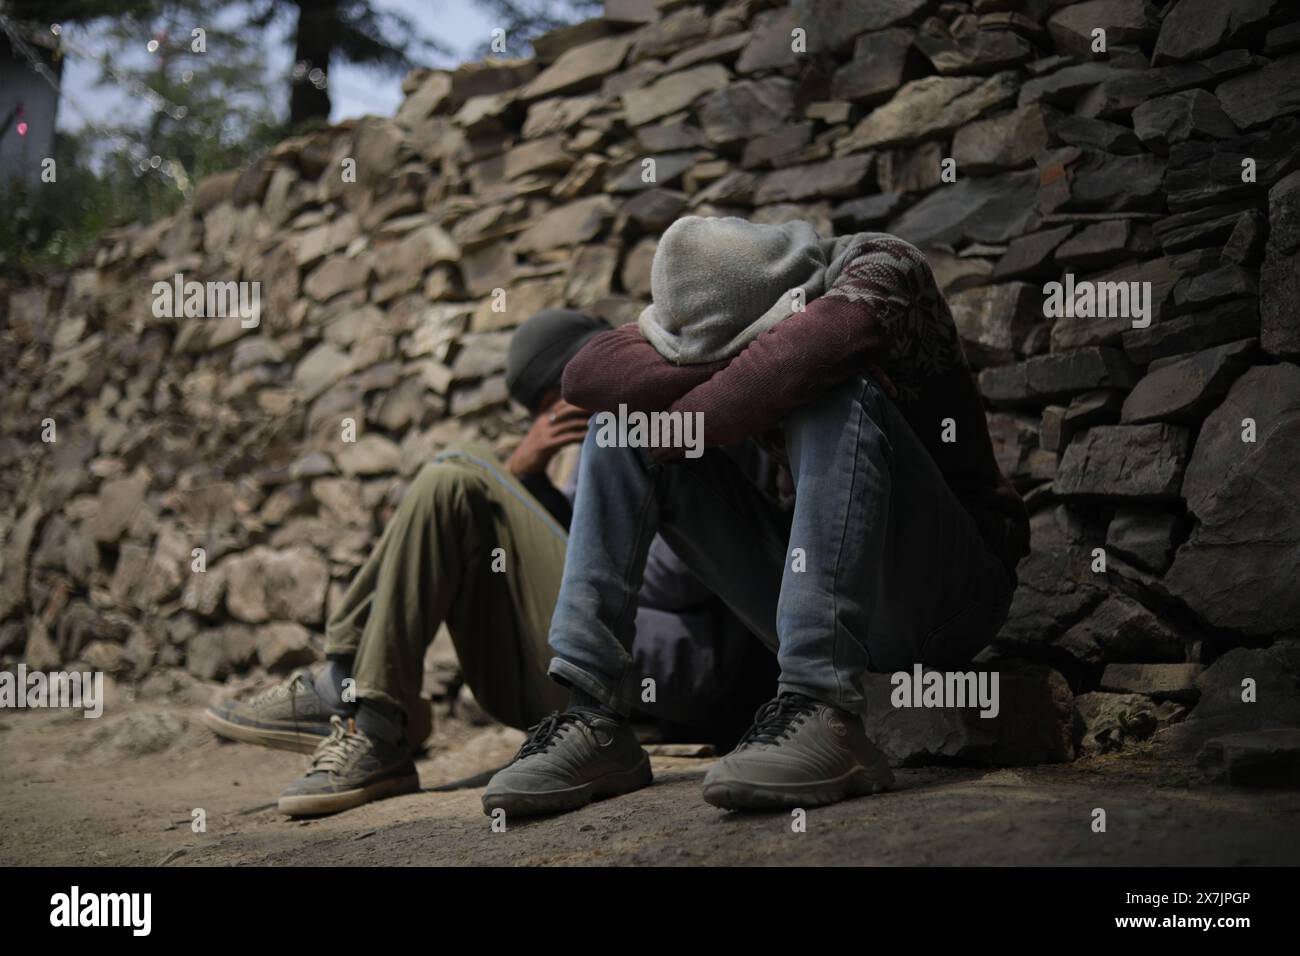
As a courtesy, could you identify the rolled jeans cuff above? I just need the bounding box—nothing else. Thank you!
[547,656,636,718]
[778,678,865,716]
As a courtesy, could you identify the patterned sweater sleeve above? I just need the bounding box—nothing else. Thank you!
[561,323,728,414]
[657,235,944,458]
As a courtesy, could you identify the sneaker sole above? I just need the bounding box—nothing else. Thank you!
[278,772,421,818]
[702,763,894,812]
[481,753,653,818]
[202,709,329,755]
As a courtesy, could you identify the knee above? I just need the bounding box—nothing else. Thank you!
[788,376,889,431]
[408,455,483,513]
[580,422,654,472]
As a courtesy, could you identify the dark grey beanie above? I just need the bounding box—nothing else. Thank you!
[505,309,611,411]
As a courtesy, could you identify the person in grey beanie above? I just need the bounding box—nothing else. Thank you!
[484,218,1028,817]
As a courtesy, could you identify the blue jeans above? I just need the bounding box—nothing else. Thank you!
[547,376,1015,716]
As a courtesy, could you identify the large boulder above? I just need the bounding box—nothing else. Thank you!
[1157,643,1300,754]
[860,664,1075,766]
[1165,365,1300,635]
[223,546,330,626]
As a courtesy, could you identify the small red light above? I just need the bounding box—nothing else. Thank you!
[16,121,28,136]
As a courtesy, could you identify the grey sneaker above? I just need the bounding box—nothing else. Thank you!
[482,710,652,818]
[278,716,420,817]
[203,665,342,754]
[702,693,894,811]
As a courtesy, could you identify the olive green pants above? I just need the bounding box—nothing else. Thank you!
[324,443,568,730]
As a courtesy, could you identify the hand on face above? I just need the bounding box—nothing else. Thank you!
[507,398,591,477]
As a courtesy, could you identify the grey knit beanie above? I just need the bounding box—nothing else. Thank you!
[637,216,854,365]
[505,309,610,411]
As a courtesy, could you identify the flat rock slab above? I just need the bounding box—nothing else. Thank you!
[981,348,1138,410]
[1055,594,1187,668]
[1122,298,1259,366]
[1106,509,1182,574]
[1198,729,1300,788]
[1054,423,1189,500]
[1120,338,1255,424]
[840,72,1018,151]
[1100,662,1205,702]
[1153,0,1283,65]
[1132,89,1238,154]
[890,168,1040,248]
[1216,51,1300,129]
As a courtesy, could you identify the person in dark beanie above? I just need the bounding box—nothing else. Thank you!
[203,309,773,817]
[483,220,1029,817]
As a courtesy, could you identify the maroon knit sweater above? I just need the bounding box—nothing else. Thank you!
[562,234,1030,574]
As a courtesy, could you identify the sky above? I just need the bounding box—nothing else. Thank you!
[52,0,501,136]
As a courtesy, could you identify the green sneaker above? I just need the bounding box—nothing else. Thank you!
[482,710,652,818]
[203,666,342,754]
[278,716,420,817]
[702,693,894,811]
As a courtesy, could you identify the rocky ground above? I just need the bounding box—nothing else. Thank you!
[2,673,1297,868]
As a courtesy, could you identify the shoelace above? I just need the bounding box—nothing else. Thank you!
[242,668,311,708]
[514,710,599,759]
[736,694,819,748]
[309,715,370,774]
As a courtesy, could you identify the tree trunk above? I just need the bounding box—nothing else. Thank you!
[289,0,336,126]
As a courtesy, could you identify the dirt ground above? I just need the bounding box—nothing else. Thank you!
[2,674,1298,867]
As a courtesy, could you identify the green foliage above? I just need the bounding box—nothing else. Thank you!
[77,0,275,180]
[0,0,280,280]
[0,0,602,280]
[0,133,126,279]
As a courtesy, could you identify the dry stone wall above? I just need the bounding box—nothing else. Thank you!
[2,0,1298,762]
